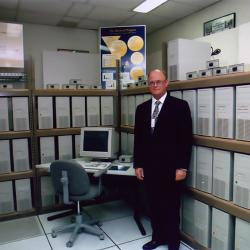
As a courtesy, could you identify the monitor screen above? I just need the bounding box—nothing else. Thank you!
[79,127,117,159]
[83,131,108,152]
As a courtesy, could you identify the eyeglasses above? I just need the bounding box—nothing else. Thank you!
[148,80,164,86]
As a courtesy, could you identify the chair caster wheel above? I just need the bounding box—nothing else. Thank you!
[66,241,73,248]
[99,234,105,240]
[51,232,57,238]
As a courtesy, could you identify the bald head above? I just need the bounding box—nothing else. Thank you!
[148,69,167,80]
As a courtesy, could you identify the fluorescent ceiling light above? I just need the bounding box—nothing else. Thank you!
[133,0,168,13]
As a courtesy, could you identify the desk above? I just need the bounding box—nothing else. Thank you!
[36,159,146,235]
[36,158,135,176]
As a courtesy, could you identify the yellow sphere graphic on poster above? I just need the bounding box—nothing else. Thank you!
[130,66,144,80]
[130,52,144,65]
[127,35,144,51]
[110,40,127,57]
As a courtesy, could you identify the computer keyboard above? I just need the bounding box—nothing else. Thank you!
[82,161,111,170]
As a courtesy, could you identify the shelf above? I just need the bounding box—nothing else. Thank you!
[0,208,37,222]
[121,86,149,96]
[0,170,34,182]
[34,128,81,137]
[33,89,117,96]
[181,232,209,250]
[168,72,250,91]
[186,187,250,223]
[0,89,30,97]
[193,135,250,154]
[119,128,250,154]
[0,131,33,139]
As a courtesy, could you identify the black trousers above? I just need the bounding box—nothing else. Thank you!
[144,170,182,248]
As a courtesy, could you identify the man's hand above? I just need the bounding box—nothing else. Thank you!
[135,168,144,181]
[175,169,187,181]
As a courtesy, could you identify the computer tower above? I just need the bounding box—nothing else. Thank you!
[135,95,144,107]
[38,97,53,129]
[167,39,211,81]
[86,96,100,126]
[71,96,86,127]
[143,94,151,102]
[181,195,195,237]
[12,138,30,172]
[74,135,80,158]
[0,97,9,131]
[215,87,235,139]
[236,85,250,141]
[40,137,55,164]
[196,146,213,193]
[233,153,250,209]
[128,95,136,126]
[15,179,32,211]
[58,135,72,160]
[40,176,56,207]
[127,133,134,155]
[12,97,29,131]
[55,97,70,128]
[121,96,128,125]
[194,200,211,248]
[121,132,128,155]
[0,140,11,174]
[183,90,197,134]
[170,90,182,99]
[212,149,233,200]
[101,96,114,126]
[235,218,250,250]
[187,146,197,188]
[0,181,14,214]
[211,208,234,250]
[197,88,214,136]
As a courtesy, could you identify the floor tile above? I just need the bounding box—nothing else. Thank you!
[0,216,44,244]
[101,215,152,244]
[84,200,133,222]
[0,235,51,250]
[38,210,90,234]
[118,236,153,250]
[47,229,114,250]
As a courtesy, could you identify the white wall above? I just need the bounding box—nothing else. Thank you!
[23,24,98,88]
[147,0,250,72]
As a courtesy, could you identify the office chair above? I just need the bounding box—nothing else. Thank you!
[50,160,105,248]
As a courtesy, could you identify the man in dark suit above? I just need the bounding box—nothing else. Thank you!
[134,69,192,250]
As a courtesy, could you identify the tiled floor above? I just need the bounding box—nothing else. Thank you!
[0,200,193,250]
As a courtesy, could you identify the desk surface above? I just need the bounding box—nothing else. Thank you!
[36,158,135,176]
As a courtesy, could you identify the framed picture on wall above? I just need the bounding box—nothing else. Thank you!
[204,13,236,36]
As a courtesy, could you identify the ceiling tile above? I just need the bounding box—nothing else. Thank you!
[172,0,220,8]
[150,1,200,19]
[0,0,18,9]
[17,10,62,26]
[19,0,72,15]
[66,2,93,18]
[77,18,115,30]
[88,0,144,10]
[88,5,135,22]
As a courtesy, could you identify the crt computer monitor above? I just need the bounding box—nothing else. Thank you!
[80,127,118,159]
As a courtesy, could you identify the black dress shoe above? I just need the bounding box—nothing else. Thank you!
[142,240,163,250]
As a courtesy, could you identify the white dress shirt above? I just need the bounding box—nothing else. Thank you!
[151,92,167,128]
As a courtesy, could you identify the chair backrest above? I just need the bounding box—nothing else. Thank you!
[50,160,90,196]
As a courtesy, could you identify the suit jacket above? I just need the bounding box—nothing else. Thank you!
[134,94,193,184]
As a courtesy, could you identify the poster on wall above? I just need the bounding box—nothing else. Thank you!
[100,25,146,89]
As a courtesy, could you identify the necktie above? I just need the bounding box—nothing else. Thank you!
[152,100,161,132]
